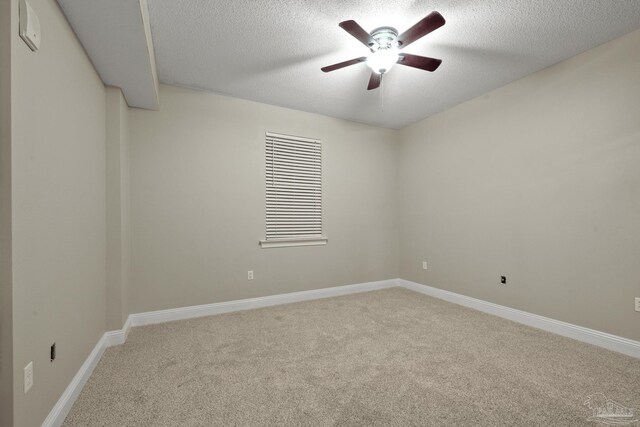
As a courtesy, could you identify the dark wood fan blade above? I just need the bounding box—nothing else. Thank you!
[321,57,367,73]
[339,20,373,48]
[397,53,442,72]
[367,72,381,90]
[397,11,445,48]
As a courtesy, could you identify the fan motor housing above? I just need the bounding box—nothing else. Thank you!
[369,26,399,51]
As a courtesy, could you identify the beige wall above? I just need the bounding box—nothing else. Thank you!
[399,29,640,341]
[0,0,14,425]
[128,84,399,313]
[106,87,131,331]
[10,0,107,425]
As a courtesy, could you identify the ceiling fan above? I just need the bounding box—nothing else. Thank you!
[321,12,445,90]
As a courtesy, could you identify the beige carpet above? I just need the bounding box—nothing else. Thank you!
[63,288,640,426]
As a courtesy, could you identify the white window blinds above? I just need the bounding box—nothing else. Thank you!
[262,132,326,248]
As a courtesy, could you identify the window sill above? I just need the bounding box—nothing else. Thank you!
[259,237,328,249]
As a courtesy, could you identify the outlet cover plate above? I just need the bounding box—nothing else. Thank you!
[635,297,640,312]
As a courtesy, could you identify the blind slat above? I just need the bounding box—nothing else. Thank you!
[266,190,320,196]
[267,183,321,190]
[267,139,320,149]
[267,231,322,235]
[267,196,321,201]
[267,144,320,157]
[268,174,321,182]
[266,166,321,176]
[267,135,320,144]
[267,148,321,160]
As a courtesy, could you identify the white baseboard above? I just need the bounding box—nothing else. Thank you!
[43,277,640,426]
[41,335,108,427]
[127,279,398,328]
[399,279,640,359]
[103,316,131,347]
[41,278,396,427]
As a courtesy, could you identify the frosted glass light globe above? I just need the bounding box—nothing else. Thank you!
[366,48,399,74]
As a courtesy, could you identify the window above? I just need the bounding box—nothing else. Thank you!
[260,132,327,248]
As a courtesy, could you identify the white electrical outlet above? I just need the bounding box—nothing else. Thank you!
[248,270,254,280]
[422,261,428,270]
[24,361,33,393]
[635,297,640,312]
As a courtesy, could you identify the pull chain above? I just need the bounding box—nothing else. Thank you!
[380,73,384,112]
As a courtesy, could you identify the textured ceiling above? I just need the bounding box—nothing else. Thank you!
[147,0,640,128]
[58,0,640,128]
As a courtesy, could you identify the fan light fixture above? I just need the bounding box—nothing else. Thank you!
[321,12,445,91]
[366,26,400,74]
